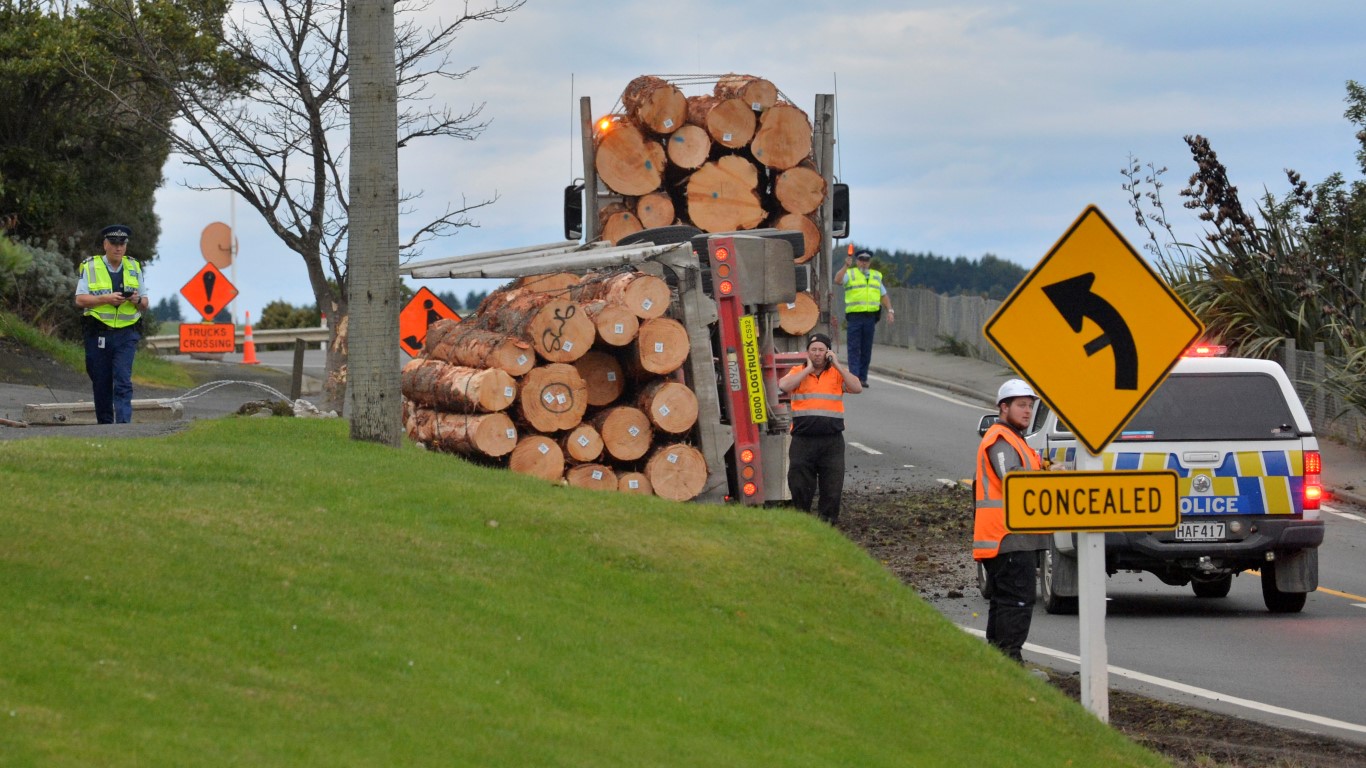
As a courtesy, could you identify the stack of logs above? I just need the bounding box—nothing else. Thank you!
[597,73,820,337]
[401,269,710,501]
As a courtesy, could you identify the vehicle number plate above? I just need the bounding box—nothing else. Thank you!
[1176,522,1226,541]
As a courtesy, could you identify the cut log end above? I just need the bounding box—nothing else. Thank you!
[518,363,589,433]
[617,471,654,495]
[644,443,708,501]
[508,435,565,482]
[566,463,618,492]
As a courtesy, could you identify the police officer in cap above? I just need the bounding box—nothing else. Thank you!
[835,248,893,388]
[778,332,862,523]
[74,225,148,424]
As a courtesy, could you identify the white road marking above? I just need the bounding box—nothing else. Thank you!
[866,374,984,410]
[848,442,882,455]
[960,626,1366,735]
[1322,502,1365,523]
[903,464,916,468]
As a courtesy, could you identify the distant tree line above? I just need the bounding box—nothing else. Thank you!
[851,247,1027,300]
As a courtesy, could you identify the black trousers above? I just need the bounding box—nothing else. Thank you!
[984,550,1038,662]
[787,432,845,523]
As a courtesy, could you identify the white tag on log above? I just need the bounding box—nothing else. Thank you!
[667,452,679,464]
[504,386,514,397]
[752,101,761,110]
[628,426,641,437]
[723,132,733,142]
[505,428,516,439]
[614,323,624,334]
[517,354,529,366]
[606,372,617,381]
[663,118,675,129]
[628,479,640,489]
[562,340,574,352]
[577,435,590,447]
[591,470,603,480]
[538,443,549,455]
[641,299,653,311]
[654,342,664,353]
[786,302,797,309]
[542,392,554,404]
[556,393,567,405]
[659,405,671,416]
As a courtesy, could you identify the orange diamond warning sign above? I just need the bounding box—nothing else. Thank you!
[180,263,238,322]
[399,287,460,357]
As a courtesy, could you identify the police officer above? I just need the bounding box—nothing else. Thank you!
[778,332,862,524]
[973,378,1046,662]
[835,249,893,388]
[74,225,147,424]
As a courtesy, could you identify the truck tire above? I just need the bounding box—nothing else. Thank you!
[1191,575,1233,598]
[1041,546,1079,615]
[1261,563,1308,613]
[615,225,703,247]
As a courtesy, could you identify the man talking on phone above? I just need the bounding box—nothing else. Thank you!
[74,224,147,424]
[778,332,862,524]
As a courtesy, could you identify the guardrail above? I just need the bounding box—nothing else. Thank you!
[143,326,330,353]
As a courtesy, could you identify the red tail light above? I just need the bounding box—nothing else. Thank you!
[1303,450,1322,510]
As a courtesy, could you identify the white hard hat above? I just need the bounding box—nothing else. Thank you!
[997,378,1036,404]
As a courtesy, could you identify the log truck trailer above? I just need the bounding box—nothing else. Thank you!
[401,90,849,505]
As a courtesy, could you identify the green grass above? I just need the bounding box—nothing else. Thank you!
[0,311,194,390]
[0,418,1166,767]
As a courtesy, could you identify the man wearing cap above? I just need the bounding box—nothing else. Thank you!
[778,332,862,524]
[973,378,1047,663]
[835,248,893,388]
[74,225,148,424]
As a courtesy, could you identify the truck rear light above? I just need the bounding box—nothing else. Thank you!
[714,246,730,261]
[1303,450,1322,510]
[739,448,754,463]
[718,279,734,295]
[743,482,757,497]
[741,465,755,480]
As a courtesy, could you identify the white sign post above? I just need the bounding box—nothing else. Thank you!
[1076,449,1108,722]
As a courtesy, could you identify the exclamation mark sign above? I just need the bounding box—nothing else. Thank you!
[202,271,217,317]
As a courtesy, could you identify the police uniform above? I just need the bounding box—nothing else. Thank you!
[75,225,146,424]
[973,379,1048,662]
[840,252,888,386]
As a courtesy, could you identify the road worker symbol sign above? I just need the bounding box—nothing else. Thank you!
[984,205,1203,454]
[399,287,460,357]
[180,262,238,322]
[1005,470,1179,532]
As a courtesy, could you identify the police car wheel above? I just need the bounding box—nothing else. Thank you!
[1261,563,1307,613]
[1191,575,1232,599]
[1041,547,1078,615]
[976,561,992,599]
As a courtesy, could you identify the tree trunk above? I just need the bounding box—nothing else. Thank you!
[508,435,564,482]
[476,291,596,363]
[622,75,687,135]
[644,443,708,501]
[517,363,589,432]
[595,120,666,196]
[581,300,640,347]
[560,422,604,463]
[634,190,675,229]
[405,406,517,458]
[685,155,766,233]
[715,74,778,112]
[400,358,517,413]
[750,102,812,171]
[617,471,653,495]
[589,405,653,461]
[637,378,699,434]
[775,290,819,336]
[573,349,625,407]
[598,201,643,245]
[769,211,820,264]
[423,319,535,376]
[773,161,826,216]
[665,123,711,170]
[632,317,690,376]
[571,270,671,320]
[345,0,400,446]
[566,463,618,491]
[686,94,756,149]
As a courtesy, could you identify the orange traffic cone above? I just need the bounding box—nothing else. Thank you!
[242,310,260,365]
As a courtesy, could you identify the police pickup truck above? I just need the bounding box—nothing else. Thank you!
[982,348,1325,614]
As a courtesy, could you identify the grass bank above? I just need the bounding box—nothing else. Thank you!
[0,418,1165,767]
[0,311,193,390]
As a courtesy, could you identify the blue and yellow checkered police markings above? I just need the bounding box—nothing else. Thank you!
[1102,449,1308,516]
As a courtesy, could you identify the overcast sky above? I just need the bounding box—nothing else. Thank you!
[151,1,1366,322]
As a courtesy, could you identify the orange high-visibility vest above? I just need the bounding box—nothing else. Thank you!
[787,365,846,426]
[973,422,1041,560]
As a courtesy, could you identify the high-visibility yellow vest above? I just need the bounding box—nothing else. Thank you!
[973,423,1041,560]
[844,268,883,314]
[80,255,143,329]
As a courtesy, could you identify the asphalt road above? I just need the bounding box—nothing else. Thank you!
[844,371,1366,746]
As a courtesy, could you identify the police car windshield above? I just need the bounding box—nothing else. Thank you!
[1117,372,1299,441]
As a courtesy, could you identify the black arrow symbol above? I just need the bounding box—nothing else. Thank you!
[1042,272,1138,390]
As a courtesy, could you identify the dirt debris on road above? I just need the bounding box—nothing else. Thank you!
[837,484,1366,768]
